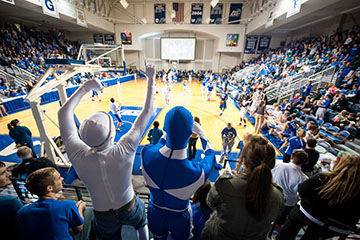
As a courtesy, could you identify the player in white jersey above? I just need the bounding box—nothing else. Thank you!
[162,72,167,82]
[164,82,172,105]
[110,97,122,131]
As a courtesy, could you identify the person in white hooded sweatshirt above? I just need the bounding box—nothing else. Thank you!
[58,62,155,240]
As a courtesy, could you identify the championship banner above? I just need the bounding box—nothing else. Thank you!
[104,34,115,44]
[42,0,59,18]
[93,34,104,44]
[210,3,223,24]
[228,3,242,24]
[257,35,271,54]
[191,3,203,24]
[244,35,259,54]
[76,8,87,28]
[286,0,301,18]
[154,3,166,24]
[1,0,15,5]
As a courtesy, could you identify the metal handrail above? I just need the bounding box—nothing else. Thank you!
[0,70,26,87]
[11,64,36,79]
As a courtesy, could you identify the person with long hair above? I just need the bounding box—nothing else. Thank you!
[280,129,306,163]
[278,155,360,240]
[202,136,284,239]
[254,100,267,134]
[8,119,36,157]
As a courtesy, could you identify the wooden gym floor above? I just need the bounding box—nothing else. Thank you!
[0,78,256,152]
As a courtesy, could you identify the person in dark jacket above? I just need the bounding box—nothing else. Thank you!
[12,146,58,179]
[8,119,36,157]
[278,154,360,240]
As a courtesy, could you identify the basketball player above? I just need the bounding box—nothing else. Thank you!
[219,89,228,116]
[164,82,172,105]
[207,82,214,101]
[183,80,187,95]
[110,98,123,131]
[239,95,251,127]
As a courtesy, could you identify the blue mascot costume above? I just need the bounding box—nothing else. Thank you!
[141,106,216,239]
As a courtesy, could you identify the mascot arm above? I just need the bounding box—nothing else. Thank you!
[121,61,155,149]
[58,78,103,151]
[192,122,216,178]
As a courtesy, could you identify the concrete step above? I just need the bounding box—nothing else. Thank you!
[336,144,360,156]
[345,141,360,154]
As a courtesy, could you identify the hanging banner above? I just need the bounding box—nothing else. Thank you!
[191,3,203,24]
[154,3,166,24]
[210,3,223,24]
[1,0,15,5]
[104,34,115,44]
[76,8,87,28]
[42,0,59,18]
[257,35,271,53]
[265,7,275,28]
[286,0,301,18]
[244,35,259,54]
[228,3,242,24]
[93,34,104,44]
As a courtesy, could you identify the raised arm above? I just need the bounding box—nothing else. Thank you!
[58,79,103,151]
[192,121,216,178]
[120,61,155,149]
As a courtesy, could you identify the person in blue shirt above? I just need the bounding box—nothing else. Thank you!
[191,180,212,240]
[220,123,237,163]
[280,129,306,163]
[281,115,297,140]
[219,89,228,116]
[147,121,163,145]
[301,80,312,99]
[16,167,86,240]
[8,119,37,157]
[0,161,24,240]
[315,94,332,121]
[304,109,319,128]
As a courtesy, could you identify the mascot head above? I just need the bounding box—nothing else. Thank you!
[79,111,115,151]
[163,106,193,150]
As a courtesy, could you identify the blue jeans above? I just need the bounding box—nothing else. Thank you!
[93,196,147,240]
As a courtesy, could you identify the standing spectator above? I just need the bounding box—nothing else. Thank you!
[109,97,123,131]
[0,96,8,117]
[302,139,320,176]
[191,181,212,240]
[12,146,58,179]
[280,129,306,163]
[219,123,237,163]
[202,136,284,239]
[239,95,251,127]
[272,150,308,226]
[0,161,23,239]
[254,100,267,134]
[8,119,36,157]
[315,95,331,121]
[16,167,86,240]
[147,121,163,145]
[188,116,200,160]
[301,80,312,99]
[278,155,360,240]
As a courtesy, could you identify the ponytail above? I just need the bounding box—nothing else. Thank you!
[246,162,273,220]
[8,119,19,131]
[241,135,276,220]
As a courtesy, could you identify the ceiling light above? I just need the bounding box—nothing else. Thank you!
[120,0,128,9]
[210,0,219,8]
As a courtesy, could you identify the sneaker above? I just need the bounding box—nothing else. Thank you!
[243,125,246,128]
[238,122,242,126]
[220,112,223,116]
[116,128,122,132]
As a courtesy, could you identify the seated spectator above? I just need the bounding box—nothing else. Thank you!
[280,129,306,163]
[272,150,308,226]
[331,110,348,127]
[304,109,319,128]
[290,93,302,106]
[302,139,320,176]
[202,136,284,239]
[0,161,23,239]
[12,146,58,179]
[278,155,360,240]
[301,96,311,109]
[16,167,86,240]
[331,93,348,111]
[147,120,163,145]
[344,121,358,137]
[191,180,212,240]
